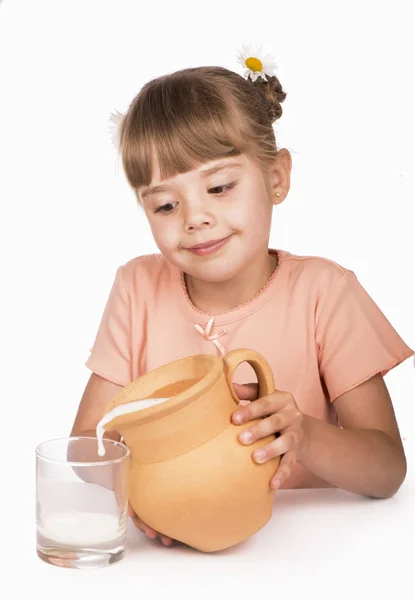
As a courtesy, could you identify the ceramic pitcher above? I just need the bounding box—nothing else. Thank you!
[101,348,280,552]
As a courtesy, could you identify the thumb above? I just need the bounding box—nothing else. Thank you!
[233,382,259,401]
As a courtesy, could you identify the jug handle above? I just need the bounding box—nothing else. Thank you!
[222,348,276,406]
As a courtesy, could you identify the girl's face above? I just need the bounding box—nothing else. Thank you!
[139,152,288,283]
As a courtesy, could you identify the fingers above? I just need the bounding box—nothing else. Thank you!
[232,391,294,425]
[238,400,251,407]
[128,506,174,545]
[232,382,259,401]
[133,516,157,538]
[238,406,302,446]
[251,429,298,464]
[160,535,174,546]
[238,408,290,445]
[270,450,297,490]
[129,510,158,538]
[232,389,304,494]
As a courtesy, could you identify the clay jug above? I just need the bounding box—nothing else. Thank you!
[101,348,280,552]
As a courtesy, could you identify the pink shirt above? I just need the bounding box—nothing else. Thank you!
[86,249,413,488]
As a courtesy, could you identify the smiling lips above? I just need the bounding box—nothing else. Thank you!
[186,235,232,256]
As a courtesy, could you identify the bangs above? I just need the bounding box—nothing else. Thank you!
[120,71,252,189]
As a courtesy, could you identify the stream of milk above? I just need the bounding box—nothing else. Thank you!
[95,397,171,456]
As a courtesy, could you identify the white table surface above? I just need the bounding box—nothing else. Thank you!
[6,439,414,600]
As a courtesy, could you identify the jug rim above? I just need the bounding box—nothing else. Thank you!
[102,353,224,429]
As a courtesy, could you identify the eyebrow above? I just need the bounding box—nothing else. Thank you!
[141,160,243,200]
[141,184,171,200]
[199,160,243,177]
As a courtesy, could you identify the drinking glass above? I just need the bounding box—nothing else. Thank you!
[36,437,130,569]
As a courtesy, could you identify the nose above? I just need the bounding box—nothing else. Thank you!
[184,198,216,232]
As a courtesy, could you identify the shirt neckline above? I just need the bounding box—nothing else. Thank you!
[174,248,289,326]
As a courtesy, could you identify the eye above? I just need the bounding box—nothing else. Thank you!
[155,202,178,214]
[208,182,237,196]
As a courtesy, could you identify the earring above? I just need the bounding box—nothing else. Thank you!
[275,191,281,197]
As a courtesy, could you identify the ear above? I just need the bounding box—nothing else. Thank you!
[268,149,292,205]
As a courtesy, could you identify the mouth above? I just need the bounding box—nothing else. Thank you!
[185,235,232,256]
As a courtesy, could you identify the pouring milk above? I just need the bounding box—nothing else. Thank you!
[96,397,171,456]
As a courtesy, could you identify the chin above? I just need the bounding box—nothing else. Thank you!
[182,261,241,284]
[161,242,245,283]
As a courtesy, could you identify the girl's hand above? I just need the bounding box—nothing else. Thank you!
[232,383,308,490]
[128,502,175,547]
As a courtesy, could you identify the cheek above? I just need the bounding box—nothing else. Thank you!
[229,189,272,231]
[148,218,178,250]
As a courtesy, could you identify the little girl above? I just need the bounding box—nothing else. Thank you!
[70,48,414,546]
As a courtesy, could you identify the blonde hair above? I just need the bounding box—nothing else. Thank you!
[119,66,287,191]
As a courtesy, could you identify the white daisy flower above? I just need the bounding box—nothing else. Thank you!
[108,109,125,150]
[236,44,278,82]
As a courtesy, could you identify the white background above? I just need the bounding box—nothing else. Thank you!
[1,0,414,597]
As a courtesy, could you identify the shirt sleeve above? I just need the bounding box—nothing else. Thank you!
[85,266,132,386]
[315,270,414,402]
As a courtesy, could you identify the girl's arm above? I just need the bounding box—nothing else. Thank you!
[70,373,123,441]
[297,373,407,498]
[232,373,407,498]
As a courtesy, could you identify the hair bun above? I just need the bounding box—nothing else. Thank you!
[251,75,286,123]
